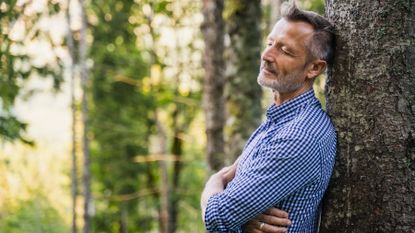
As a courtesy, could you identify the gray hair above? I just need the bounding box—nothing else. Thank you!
[281,1,336,67]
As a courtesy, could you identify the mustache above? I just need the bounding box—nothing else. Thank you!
[261,61,277,74]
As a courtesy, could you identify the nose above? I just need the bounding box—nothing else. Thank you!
[261,46,275,63]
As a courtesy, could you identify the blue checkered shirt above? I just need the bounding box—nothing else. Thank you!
[204,89,337,232]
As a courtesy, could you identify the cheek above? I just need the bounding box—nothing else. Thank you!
[275,58,294,75]
[277,57,306,74]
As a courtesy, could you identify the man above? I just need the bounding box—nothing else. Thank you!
[201,2,336,233]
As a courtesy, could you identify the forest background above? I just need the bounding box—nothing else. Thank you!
[1,0,328,232]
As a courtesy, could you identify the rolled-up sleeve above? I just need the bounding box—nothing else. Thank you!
[204,130,320,232]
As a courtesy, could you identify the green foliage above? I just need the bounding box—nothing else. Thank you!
[88,0,204,231]
[300,0,325,15]
[0,1,64,143]
[88,1,156,232]
[0,196,68,233]
[0,115,33,144]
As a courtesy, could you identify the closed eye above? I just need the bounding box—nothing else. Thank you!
[280,47,291,55]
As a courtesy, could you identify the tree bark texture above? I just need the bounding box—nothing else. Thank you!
[322,1,415,232]
[224,0,262,163]
[201,0,226,171]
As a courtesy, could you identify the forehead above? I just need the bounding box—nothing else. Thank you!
[268,18,314,49]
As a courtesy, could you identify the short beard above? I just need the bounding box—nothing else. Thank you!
[257,72,303,93]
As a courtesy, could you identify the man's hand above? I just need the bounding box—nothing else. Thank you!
[242,207,291,233]
[201,163,238,221]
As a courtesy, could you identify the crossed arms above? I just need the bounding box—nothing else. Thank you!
[201,162,292,233]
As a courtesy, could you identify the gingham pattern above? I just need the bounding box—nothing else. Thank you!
[204,89,337,233]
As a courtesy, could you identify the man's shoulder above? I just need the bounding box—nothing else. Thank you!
[288,103,335,139]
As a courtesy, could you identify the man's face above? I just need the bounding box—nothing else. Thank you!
[257,18,315,93]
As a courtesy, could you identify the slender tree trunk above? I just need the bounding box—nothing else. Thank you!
[168,107,183,233]
[201,0,226,172]
[152,118,169,233]
[120,204,128,233]
[145,162,158,232]
[224,0,262,163]
[143,4,171,230]
[79,0,91,232]
[322,1,415,232]
[66,1,78,233]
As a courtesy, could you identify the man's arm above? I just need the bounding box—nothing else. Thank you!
[201,165,236,221]
[201,161,291,233]
[202,132,319,232]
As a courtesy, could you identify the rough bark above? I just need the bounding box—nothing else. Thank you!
[201,0,226,171]
[322,1,415,232]
[79,0,92,232]
[224,0,262,163]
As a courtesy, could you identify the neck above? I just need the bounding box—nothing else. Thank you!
[273,84,313,106]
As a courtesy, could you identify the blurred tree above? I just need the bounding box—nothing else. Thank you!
[0,0,64,143]
[87,0,155,232]
[88,0,203,232]
[201,0,226,172]
[223,0,263,163]
[77,0,92,232]
[322,0,415,232]
[140,1,203,232]
[65,1,78,232]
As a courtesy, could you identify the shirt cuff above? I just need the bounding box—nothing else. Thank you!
[205,193,227,232]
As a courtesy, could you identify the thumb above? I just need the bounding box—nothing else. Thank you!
[222,163,237,184]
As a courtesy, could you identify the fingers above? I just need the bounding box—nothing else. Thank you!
[259,221,288,233]
[242,220,263,233]
[242,207,291,233]
[242,220,288,233]
[264,207,289,218]
[257,213,291,227]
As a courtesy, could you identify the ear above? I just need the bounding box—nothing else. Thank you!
[305,59,327,80]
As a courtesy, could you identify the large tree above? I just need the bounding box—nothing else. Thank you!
[322,0,415,232]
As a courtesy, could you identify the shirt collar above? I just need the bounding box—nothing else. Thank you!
[266,89,317,123]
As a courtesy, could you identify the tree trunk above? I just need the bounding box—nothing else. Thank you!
[158,134,170,233]
[66,1,78,232]
[201,0,226,172]
[120,204,128,233]
[168,129,183,233]
[322,1,415,232]
[224,0,262,163]
[150,116,170,233]
[145,162,159,233]
[167,103,184,233]
[79,0,92,232]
